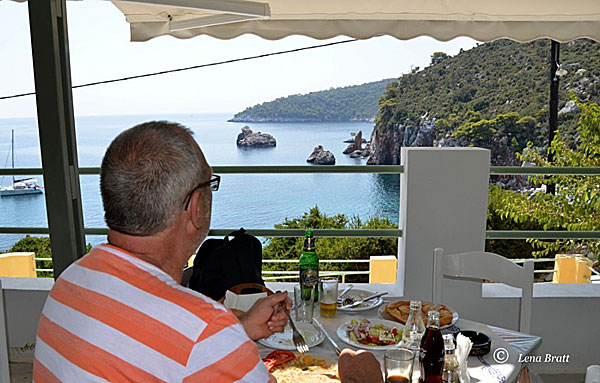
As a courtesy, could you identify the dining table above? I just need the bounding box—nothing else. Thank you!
[257,297,541,383]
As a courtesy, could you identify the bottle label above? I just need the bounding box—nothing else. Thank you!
[300,268,318,287]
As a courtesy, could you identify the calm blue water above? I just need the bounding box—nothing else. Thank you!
[0,114,399,250]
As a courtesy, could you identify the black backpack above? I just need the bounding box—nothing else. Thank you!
[188,228,265,301]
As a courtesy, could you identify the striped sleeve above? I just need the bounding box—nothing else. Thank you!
[182,312,273,383]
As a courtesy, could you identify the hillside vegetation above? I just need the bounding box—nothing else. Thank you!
[375,39,600,143]
[229,78,394,122]
[232,39,600,131]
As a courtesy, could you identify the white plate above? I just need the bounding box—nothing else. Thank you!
[258,322,325,351]
[337,289,384,312]
[377,301,459,330]
[336,319,404,351]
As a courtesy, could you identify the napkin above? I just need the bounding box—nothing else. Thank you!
[456,333,473,383]
[224,290,267,313]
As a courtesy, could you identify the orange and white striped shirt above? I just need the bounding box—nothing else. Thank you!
[33,244,275,383]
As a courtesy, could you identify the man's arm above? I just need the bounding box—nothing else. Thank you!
[182,312,274,383]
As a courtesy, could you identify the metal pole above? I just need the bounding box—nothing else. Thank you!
[27,0,86,278]
[10,130,14,184]
[547,40,560,195]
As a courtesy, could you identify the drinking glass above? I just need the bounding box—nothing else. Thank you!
[384,348,414,383]
[293,284,315,323]
[319,277,338,318]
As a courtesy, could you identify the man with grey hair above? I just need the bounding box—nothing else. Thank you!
[33,121,287,382]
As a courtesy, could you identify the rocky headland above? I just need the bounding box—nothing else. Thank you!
[367,121,435,165]
[236,126,276,147]
[306,145,336,165]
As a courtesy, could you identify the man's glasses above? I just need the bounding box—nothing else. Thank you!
[183,174,220,210]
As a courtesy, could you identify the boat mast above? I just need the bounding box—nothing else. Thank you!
[11,129,15,184]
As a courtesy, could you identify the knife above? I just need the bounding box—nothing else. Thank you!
[313,318,341,355]
[338,291,388,309]
[337,284,354,301]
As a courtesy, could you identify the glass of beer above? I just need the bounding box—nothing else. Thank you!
[384,348,414,383]
[319,277,338,318]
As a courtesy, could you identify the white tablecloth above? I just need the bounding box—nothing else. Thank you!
[257,299,541,383]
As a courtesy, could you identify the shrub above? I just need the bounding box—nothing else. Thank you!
[262,206,398,283]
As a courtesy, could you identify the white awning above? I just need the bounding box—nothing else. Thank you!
[112,0,600,42]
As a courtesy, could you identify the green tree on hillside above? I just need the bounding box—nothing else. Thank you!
[493,101,600,260]
[431,52,450,66]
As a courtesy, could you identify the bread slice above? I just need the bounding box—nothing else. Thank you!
[385,301,454,326]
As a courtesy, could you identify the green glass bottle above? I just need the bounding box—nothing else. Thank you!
[299,229,319,301]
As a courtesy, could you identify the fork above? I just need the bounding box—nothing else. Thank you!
[281,304,309,353]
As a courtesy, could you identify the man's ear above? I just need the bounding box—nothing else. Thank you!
[187,189,204,229]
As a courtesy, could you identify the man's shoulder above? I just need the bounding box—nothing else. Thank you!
[60,244,233,322]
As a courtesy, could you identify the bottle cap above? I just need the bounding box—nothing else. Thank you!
[305,229,313,237]
[426,310,440,328]
[409,300,422,310]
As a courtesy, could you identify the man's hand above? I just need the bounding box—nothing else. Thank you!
[239,291,292,340]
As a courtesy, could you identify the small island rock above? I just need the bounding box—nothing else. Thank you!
[307,145,336,165]
[343,136,368,144]
[343,130,363,154]
[236,126,276,147]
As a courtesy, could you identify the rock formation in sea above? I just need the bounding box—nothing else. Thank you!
[343,135,368,144]
[236,126,276,147]
[306,145,336,165]
[343,130,363,154]
[367,121,436,164]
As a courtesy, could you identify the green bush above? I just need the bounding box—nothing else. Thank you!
[8,236,92,278]
[485,185,551,261]
[9,236,53,278]
[497,101,600,261]
[262,206,398,283]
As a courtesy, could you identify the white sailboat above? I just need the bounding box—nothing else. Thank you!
[0,130,43,197]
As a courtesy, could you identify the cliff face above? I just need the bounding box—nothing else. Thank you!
[367,121,436,165]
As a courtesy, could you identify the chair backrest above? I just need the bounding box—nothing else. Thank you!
[433,248,534,333]
[0,280,11,383]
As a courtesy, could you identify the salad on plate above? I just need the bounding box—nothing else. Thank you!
[345,319,402,347]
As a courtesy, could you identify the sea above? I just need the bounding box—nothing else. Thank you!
[0,113,400,250]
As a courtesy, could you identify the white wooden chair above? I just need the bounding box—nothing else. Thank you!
[0,280,11,383]
[433,248,534,333]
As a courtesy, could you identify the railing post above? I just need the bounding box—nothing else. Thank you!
[399,148,490,306]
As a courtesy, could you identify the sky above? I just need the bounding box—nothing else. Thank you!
[0,1,479,118]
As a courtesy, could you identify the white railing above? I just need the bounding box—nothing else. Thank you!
[261,259,371,282]
[33,257,563,280]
